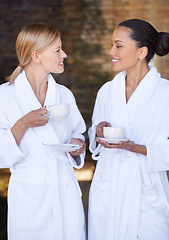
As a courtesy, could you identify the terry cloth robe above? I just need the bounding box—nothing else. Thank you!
[88,66,169,240]
[0,70,86,240]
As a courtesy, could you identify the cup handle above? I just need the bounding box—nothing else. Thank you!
[43,108,51,118]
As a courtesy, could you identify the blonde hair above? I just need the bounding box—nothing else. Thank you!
[7,24,60,84]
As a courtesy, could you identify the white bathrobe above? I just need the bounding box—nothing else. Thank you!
[0,70,86,240]
[88,66,169,240]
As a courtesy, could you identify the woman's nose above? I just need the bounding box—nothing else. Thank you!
[109,47,115,56]
[62,49,67,59]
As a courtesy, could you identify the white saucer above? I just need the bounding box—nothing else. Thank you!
[42,143,81,152]
[98,138,130,144]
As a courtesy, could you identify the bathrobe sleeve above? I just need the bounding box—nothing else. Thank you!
[146,141,169,172]
[0,106,26,169]
[145,81,169,173]
[64,89,86,169]
[88,83,110,160]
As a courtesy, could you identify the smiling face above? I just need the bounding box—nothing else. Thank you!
[38,37,67,74]
[109,27,141,72]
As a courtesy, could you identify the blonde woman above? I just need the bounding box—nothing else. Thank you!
[0,24,86,240]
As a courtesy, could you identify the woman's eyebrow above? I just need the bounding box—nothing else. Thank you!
[115,40,124,43]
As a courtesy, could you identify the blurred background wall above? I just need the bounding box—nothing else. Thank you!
[1,0,169,137]
[0,0,169,239]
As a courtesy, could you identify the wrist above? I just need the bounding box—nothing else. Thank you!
[19,117,29,131]
[132,144,147,155]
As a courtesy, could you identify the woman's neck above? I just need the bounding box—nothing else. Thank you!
[125,63,149,102]
[25,65,48,106]
[126,63,149,88]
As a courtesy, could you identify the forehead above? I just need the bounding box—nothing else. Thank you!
[53,36,62,47]
[112,26,133,42]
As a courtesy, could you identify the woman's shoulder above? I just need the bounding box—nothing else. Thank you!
[56,83,75,100]
[99,80,113,93]
[159,77,169,94]
[0,82,13,96]
[0,82,15,108]
[57,83,72,93]
[161,77,169,85]
[0,81,10,89]
[98,71,124,95]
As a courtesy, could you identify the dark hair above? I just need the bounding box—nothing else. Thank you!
[118,19,169,63]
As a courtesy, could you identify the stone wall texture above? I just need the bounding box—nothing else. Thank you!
[0,0,169,157]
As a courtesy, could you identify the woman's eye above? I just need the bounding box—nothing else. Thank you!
[117,45,122,48]
[55,49,60,52]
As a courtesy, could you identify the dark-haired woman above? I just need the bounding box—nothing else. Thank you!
[88,19,169,240]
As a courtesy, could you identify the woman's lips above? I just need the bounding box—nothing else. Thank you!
[59,62,64,66]
[112,59,120,63]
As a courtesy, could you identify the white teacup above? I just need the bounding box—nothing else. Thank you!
[47,103,70,119]
[103,127,125,139]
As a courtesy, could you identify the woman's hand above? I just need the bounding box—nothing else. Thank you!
[11,107,49,145]
[96,121,111,138]
[96,138,147,155]
[21,107,49,128]
[69,138,86,157]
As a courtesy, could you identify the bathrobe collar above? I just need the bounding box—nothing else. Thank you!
[117,66,161,109]
[15,70,61,145]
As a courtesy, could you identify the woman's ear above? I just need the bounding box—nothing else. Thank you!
[138,46,148,60]
[31,51,40,64]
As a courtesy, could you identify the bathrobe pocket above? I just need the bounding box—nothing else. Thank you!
[8,165,52,232]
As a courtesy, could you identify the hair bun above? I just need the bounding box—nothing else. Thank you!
[156,32,169,56]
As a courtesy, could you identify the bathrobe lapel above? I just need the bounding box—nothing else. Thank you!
[107,71,132,139]
[15,70,61,145]
[108,67,161,140]
[126,67,161,123]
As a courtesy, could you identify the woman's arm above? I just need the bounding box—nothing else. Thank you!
[96,138,147,155]
[0,107,49,168]
[11,107,48,145]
